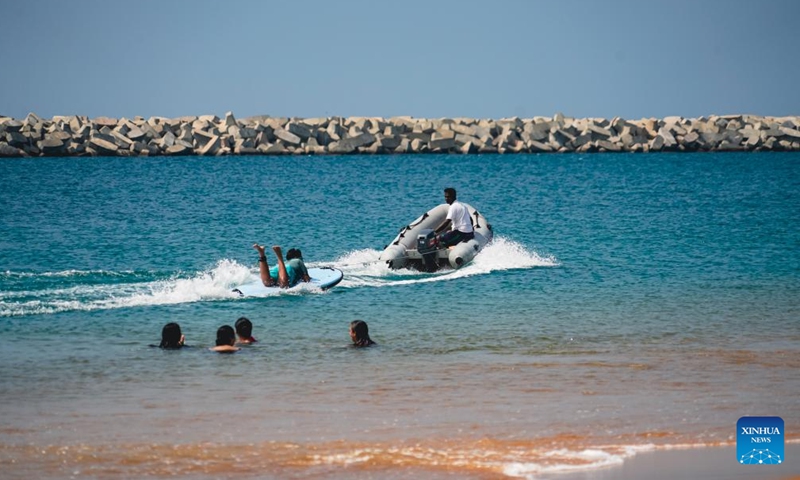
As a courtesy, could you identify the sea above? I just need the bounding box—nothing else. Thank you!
[0,152,798,479]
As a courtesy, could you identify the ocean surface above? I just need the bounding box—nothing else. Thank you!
[0,152,798,479]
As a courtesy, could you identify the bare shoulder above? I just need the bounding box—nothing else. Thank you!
[209,345,241,353]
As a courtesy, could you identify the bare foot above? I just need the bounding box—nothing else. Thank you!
[253,243,266,256]
[272,245,283,257]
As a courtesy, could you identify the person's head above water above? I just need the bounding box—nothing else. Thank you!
[286,248,302,260]
[235,316,256,343]
[216,325,236,346]
[444,187,457,204]
[349,320,375,347]
[160,322,184,349]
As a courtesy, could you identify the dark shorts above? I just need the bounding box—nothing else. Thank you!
[438,230,474,247]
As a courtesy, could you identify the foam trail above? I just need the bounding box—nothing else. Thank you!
[320,236,558,289]
[1,269,138,279]
[0,260,254,317]
[2,237,557,315]
[119,259,253,307]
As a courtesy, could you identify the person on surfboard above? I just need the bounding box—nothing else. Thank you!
[285,248,311,285]
[253,244,311,288]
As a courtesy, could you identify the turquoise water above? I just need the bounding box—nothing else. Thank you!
[1,153,798,478]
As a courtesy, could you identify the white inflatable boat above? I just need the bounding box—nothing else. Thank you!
[379,203,493,272]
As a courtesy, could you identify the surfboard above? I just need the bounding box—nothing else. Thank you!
[232,267,344,297]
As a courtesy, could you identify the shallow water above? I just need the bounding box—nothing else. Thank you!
[0,152,798,478]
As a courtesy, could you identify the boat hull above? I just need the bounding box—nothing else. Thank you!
[379,203,493,271]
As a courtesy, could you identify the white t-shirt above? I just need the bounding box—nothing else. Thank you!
[447,201,473,233]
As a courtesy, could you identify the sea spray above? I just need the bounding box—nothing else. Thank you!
[329,236,558,289]
[0,259,251,317]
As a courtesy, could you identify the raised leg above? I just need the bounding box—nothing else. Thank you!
[253,243,276,287]
[272,245,290,288]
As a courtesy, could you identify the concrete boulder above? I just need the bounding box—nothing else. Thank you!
[197,135,221,155]
[528,139,553,152]
[656,128,677,148]
[257,143,289,154]
[375,134,402,150]
[596,139,621,152]
[273,128,302,146]
[522,122,550,142]
[286,122,312,140]
[0,114,797,156]
[5,131,28,147]
[192,129,217,148]
[38,136,66,155]
[93,117,118,128]
[429,131,456,150]
[166,143,192,155]
[89,135,119,154]
[779,126,800,139]
[0,142,24,157]
[328,132,376,154]
[3,120,24,132]
[223,111,237,129]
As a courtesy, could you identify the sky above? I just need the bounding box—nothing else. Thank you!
[1,0,799,120]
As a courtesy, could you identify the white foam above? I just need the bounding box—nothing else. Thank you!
[503,447,636,478]
[1,269,132,279]
[118,259,251,306]
[0,259,253,316]
[2,237,558,316]
[312,449,375,466]
[306,443,653,477]
[322,236,558,289]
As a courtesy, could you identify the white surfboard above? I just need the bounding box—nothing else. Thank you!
[232,267,344,297]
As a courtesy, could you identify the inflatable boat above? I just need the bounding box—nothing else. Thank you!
[379,203,493,272]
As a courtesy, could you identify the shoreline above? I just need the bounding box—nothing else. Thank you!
[1,113,799,157]
[1,438,797,479]
[543,442,800,480]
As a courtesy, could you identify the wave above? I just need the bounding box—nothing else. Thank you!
[0,438,749,479]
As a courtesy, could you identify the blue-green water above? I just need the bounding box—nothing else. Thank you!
[0,153,798,479]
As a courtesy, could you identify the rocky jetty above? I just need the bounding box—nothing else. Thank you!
[1,112,799,157]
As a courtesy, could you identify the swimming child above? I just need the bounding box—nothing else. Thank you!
[349,320,376,347]
[159,322,185,349]
[235,316,257,344]
[210,325,240,353]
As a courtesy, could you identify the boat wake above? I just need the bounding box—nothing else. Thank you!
[0,237,556,316]
[0,260,253,317]
[319,236,558,289]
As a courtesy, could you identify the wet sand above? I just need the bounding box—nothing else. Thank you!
[547,443,799,480]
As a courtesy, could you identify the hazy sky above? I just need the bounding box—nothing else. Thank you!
[2,0,798,120]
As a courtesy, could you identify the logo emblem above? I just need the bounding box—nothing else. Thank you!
[737,416,784,465]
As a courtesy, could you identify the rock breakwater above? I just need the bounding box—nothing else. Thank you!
[1,112,799,157]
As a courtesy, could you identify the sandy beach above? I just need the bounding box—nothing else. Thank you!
[547,443,799,480]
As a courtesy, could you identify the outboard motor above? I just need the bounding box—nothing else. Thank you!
[416,229,439,272]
